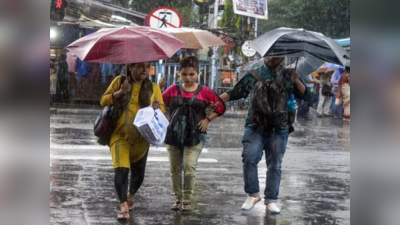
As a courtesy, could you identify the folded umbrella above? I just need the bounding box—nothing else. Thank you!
[249,27,350,66]
[65,26,185,64]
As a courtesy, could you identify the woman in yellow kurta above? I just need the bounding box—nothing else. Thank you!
[100,62,165,221]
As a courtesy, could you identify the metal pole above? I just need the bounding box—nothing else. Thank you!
[204,66,207,86]
[173,66,177,85]
[215,59,219,92]
[167,66,171,87]
[211,59,215,90]
[255,18,258,38]
[213,0,219,29]
[157,60,163,83]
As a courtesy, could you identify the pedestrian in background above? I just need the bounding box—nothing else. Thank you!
[331,68,344,118]
[219,57,308,214]
[56,54,69,103]
[317,71,334,117]
[162,56,225,211]
[336,62,350,122]
[100,62,165,221]
[298,73,318,120]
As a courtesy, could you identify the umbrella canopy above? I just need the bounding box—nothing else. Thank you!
[65,26,185,64]
[161,28,225,49]
[249,27,350,65]
[240,59,264,72]
[323,63,345,69]
[286,57,325,78]
[315,62,345,73]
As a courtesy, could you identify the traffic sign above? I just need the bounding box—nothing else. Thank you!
[147,7,183,29]
[242,40,257,57]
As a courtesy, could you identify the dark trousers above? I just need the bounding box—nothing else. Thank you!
[114,150,149,203]
[57,81,69,103]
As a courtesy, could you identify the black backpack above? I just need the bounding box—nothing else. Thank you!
[165,85,203,147]
[322,84,334,96]
[249,69,289,131]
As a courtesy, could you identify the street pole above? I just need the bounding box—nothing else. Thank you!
[255,18,258,38]
[210,0,219,91]
[213,0,219,29]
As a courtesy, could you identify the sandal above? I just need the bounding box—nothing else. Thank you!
[127,201,134,210]
[127,194,134,210]
[117,210,130,221]
[181,202,192,211]
[171,201,182,210]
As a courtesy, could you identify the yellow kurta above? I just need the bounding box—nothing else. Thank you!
[100,76,165,168]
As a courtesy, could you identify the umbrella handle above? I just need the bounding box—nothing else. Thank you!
[294,57,299,71]
[290,57,299,94]
[125,63,131,83]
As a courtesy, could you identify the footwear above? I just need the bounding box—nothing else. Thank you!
[317,114,323,118]
[343,118,350,122]
[171,201,182,210]
[333,116,341,119]
[241,196,261,211]
[117,210,130,221]
[181,201,192,211]
[266,203,281,214]
[127,194,134,210]
[127,201,134,210]
[324,114,333,117]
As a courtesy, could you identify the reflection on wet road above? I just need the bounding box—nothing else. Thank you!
[50,113,350,225]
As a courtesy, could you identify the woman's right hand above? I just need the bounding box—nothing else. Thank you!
[120,79,131,95]
[113,79,131,99]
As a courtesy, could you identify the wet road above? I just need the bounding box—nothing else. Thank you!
[50,112,350,225]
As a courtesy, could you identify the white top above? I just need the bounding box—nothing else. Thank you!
[305,74,315,88]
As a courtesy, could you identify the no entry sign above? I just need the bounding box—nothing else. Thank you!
[147,7,182,28]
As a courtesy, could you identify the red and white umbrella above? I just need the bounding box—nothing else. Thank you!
[65,26,185,64]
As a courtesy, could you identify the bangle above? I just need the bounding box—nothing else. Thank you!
[206,117,211,122]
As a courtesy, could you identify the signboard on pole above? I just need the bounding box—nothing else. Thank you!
[232,0,268,20]
[147,7,183,28]
[242,40,257,57]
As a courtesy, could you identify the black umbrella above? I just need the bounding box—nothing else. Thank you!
[286,57,325,78]
[240,59,264,72]
[237,59,265,79]
[249,28,350,66]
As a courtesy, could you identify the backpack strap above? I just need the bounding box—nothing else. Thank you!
[177,84,203,106]
[176,85,184,106]
[248,69,265,82]
[188,85,203,106]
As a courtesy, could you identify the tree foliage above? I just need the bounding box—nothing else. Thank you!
[219,0,241,32]
[258,0,350,38]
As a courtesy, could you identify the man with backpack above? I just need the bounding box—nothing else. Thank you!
[219,57,308,214]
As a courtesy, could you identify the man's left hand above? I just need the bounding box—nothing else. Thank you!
[291,72,301,83]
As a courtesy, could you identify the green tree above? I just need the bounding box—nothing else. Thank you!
[219,0,241,33]
[218,0,244,55]
[257,0,350,38]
